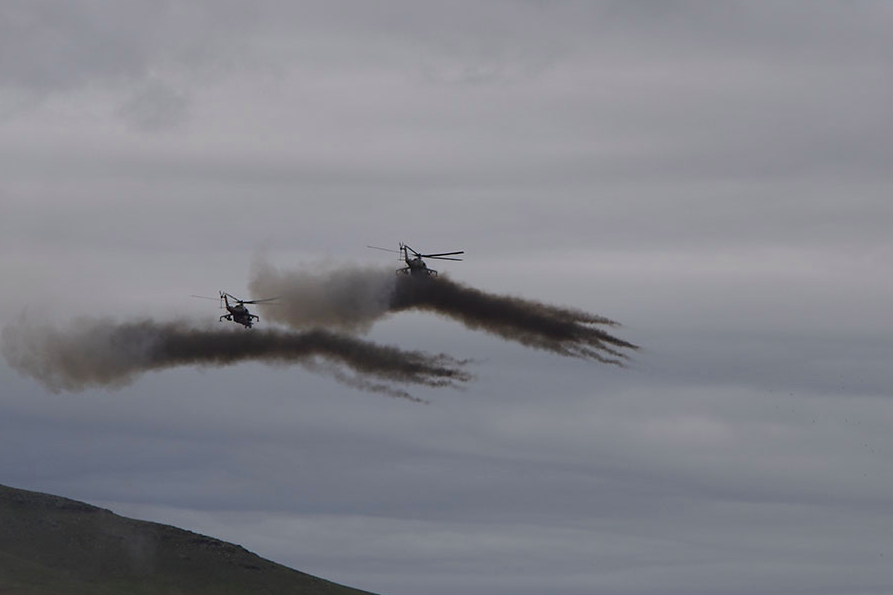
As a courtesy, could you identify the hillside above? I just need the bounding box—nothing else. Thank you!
[0,484,379,595]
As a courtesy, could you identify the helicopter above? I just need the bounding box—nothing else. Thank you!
[190,291,278,328]
[368,242,464,277]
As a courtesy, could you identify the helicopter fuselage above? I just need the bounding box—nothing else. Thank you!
[221,297,259,328]
[368,243,462,278]
[401,256,436,277]
[193,291,274,329]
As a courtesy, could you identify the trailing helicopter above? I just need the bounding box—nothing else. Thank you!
[368,242,464,277]
[190,291,278,328]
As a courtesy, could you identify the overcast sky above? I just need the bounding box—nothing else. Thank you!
[2,2,893,594]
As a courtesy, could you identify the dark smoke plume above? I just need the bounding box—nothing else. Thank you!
[392,275,636,364]
[2,318,471,402]
[250,260,637,364]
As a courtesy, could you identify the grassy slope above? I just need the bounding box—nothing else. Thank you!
[0,484,379,595]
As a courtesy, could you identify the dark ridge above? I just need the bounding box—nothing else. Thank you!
[0,483,380,595]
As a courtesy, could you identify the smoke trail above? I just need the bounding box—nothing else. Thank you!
[392,275,636,364]
[1,318,470,401]
[250,260,636,363]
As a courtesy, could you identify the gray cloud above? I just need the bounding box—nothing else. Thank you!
[2,2,893,595]
[118,78,190,130]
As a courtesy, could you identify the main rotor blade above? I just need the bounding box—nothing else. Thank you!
[419,251,464,257]
[190,295,220,301]
[367,245,401,253]
[424,256,463,261]
[242,297,280,305]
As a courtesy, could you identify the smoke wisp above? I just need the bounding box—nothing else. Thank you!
[249,260,395,332]
[250,260,637,363]
[2,318,471,402]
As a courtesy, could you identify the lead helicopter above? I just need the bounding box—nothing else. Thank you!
[368,242,464,277]
[190,291,278,328]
